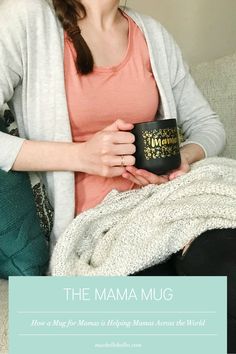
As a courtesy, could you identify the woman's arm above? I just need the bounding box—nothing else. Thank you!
[11,140,85,172]
[161,25,226,157]
[173,69,226,158]
[12,120,136,176]
[180,143,205,164]
[0,0,27,171]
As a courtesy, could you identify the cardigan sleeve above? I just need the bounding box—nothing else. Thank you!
[0,0,26,171]
[174,70,226,158]
[161,26,226,158]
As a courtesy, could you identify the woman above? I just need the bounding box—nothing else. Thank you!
[0,0,235,351]
[0,0,226,243]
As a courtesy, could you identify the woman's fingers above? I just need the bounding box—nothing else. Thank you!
[112,143,136,155]
[125,166,169,185]
[112,131,135,144]
[122,172,144,186]
[136,168,169,184]
[168,156,191,181]
[102,154,135,167]
[122,170,149,186]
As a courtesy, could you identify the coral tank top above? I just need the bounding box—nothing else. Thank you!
[64,10,159,215]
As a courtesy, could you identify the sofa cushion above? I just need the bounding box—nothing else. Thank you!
[2,109,54,241]
[0,118,49,279]
[191,52,236,160]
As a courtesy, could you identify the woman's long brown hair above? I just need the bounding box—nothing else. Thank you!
[52,0,94,74]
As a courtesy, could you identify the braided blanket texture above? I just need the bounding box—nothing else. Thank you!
[50,157,236,276]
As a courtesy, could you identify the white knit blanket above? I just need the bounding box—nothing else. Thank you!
[50,157,236,276]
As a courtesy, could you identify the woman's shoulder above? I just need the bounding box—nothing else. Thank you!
[123,7,176,50]
[123,7,163,30]
[0,0,55,35]
[0,0,52,19]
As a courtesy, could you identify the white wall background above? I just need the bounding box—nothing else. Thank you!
[127,0,236,65]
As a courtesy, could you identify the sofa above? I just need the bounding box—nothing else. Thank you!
[0,52,236,354]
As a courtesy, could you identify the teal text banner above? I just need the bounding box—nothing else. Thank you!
[9,276,226,354]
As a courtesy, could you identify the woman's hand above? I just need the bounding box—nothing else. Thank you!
[167,151,191,181]
[167,143,205,180]
[122,166,169,186]
[80,119,136,177]
[122,150,191,187]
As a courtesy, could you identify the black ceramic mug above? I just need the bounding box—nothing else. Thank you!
[131,119,181,175]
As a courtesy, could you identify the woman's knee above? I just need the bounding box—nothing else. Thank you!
[173,228,236,318]
[174,228,236,276]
